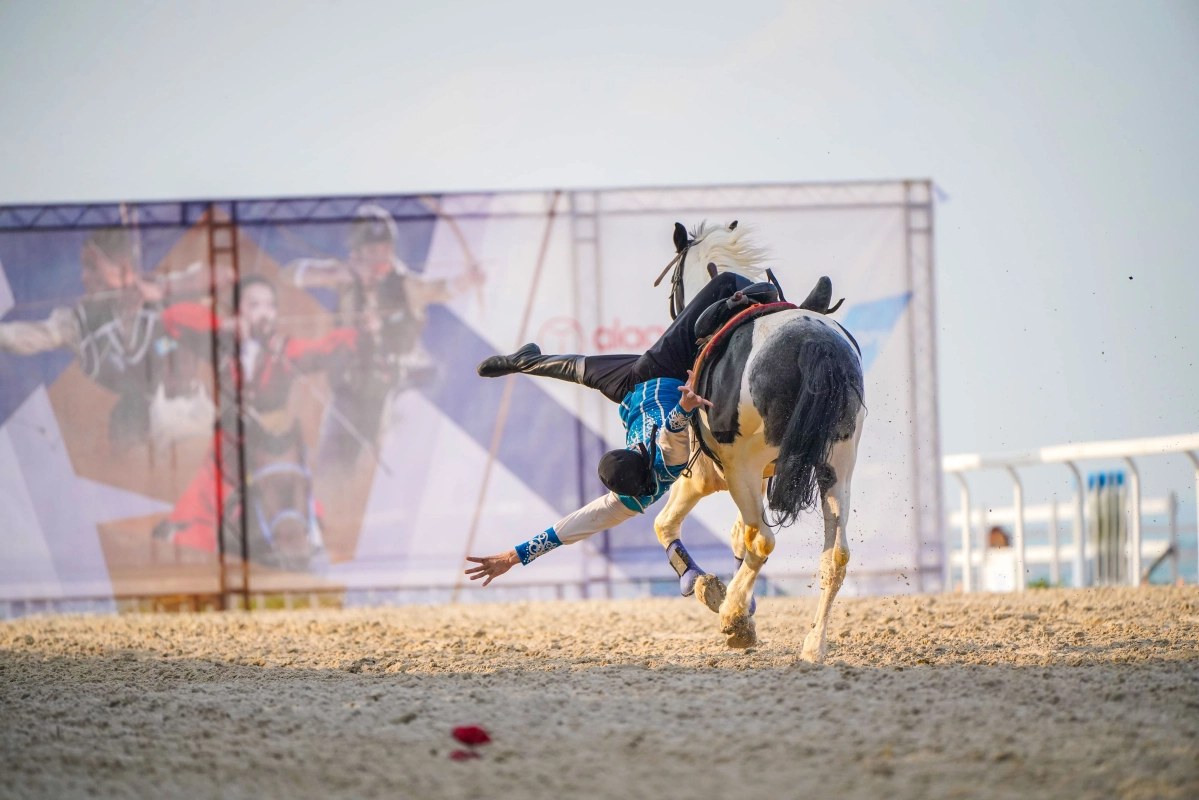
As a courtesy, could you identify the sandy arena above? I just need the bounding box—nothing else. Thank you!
[2,586,1197,799]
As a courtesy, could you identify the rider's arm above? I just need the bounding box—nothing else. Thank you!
[657,404,695,468]
[465,493,636,584]
[0,306,81,355]
[162,301,217,335]
[282,259,349,290]
[405,267,483,312]
[404,274,454,311]
[514,492,638,564]
[285,328,359,372]
[154,261,231,299]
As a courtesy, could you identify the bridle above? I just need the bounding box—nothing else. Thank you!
[652,240,692,321]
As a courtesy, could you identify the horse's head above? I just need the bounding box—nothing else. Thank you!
[243,423,321,572]
[659,221,768,317]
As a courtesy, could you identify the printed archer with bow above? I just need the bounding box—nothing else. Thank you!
[280,203,485,474]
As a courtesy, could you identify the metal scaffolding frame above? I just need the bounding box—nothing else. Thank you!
[1,179,945,605]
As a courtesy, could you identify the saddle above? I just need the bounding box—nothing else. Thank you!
[692,276,843,375]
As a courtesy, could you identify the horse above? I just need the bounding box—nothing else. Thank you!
[223,414,328,574]
[652,222,865,662]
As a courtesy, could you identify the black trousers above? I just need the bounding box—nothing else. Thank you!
[580,272,753,403]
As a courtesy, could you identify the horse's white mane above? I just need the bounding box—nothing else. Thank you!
[686,221,769,282]
[676,221,770,307]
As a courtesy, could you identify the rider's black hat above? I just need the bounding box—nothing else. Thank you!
[598,426,659,498]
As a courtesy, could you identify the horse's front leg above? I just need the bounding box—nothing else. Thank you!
[801,410,863,664]
[719,468,774,649]
[654,466,725,613]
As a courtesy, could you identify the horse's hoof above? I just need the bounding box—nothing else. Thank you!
[694,574,726,614]
[721,615,757,649]
[800,633,825,664]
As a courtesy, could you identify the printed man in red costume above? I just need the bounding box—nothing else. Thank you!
[155,274,359,569]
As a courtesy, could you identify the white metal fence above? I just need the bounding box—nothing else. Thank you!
[943,432,1199,592]
[946,493,1185,591]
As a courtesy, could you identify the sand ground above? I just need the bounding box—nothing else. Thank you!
[2,586,1197,799]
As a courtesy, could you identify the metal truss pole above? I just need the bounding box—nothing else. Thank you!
[206,204,249,611]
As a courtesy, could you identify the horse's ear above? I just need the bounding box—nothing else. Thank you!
[729,220,738,230]
[707,262,719,279]
[673,222,689,253]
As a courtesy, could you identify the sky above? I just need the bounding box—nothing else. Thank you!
[1,0,1197,513]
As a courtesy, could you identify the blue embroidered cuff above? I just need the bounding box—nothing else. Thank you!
[515,528,563,565]
[665,403,694,433]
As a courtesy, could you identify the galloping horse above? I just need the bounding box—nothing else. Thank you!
[653,223,865,662]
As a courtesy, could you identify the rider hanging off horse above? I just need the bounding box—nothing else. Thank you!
[464,221,862,658]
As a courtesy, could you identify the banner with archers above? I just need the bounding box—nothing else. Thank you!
[0,183,940,610]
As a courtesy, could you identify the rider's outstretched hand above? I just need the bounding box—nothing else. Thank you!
[465,549,520,586]
[679,369,714,414]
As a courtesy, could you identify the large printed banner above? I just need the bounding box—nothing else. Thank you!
[0,183,942,611]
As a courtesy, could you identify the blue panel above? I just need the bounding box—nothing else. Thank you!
[841,292,912,373]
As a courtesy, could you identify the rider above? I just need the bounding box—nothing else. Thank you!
[465,368,718,596]
[155,274,359,561]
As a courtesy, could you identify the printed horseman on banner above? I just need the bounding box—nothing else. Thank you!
[282,204,485,473]
[153,274,362,573]
[0,227,219,450]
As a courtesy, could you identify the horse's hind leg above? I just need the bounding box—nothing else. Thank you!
[801,408,864,664]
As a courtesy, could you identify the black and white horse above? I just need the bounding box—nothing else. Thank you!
[654,223,865,661]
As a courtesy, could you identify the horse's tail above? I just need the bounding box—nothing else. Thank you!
[766,336,862,527]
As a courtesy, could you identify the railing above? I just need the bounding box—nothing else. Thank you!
[946,494,1184,590]
[943,432,1199,592]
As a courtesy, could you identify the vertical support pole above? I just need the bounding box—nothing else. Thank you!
[1188,452,1199,586]
[205,203,247,611]
[979,504,991,591]
[205,212,227,611]
[1049,495,1060,587]
[1124,457,1142,586]
[952,472,972,593]
[1168,491,1179,585]
[1065,462,1086,588]
[1006,466,1026,593]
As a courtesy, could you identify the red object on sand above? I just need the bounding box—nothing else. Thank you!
[449,750,480,761]
[452,726,492,746]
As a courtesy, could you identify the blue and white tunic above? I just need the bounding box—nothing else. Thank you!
[615,378,695,512]
[515,378,695,565]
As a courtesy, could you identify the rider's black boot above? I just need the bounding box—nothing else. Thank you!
[476,343,584,383]
[693,282,780,340]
